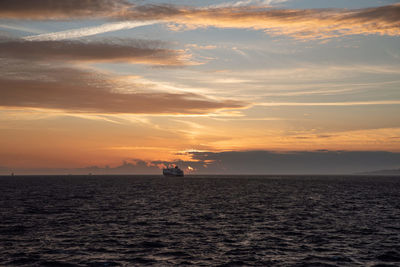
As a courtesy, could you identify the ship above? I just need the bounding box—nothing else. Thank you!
[163,166,184,177]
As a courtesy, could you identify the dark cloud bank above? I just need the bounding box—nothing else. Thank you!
[2,150,400,175]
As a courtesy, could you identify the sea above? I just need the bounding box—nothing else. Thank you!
[0,175,399,266]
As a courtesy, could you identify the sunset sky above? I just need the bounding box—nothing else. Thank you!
[1,0,400,174]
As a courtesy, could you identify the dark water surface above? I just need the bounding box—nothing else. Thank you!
[1,175,400,266]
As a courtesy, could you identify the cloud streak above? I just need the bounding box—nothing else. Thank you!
[1,2,399,39]
[0,0,129,19]
[209,0,290,8]
[124,4,400,39]
[24,21,159,41]
[0,61,245,114]
[257,101,400,106]
[0,38,189,66]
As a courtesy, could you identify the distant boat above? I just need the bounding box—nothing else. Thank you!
[163,166,184,177]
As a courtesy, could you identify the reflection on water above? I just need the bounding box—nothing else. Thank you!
[0,175,399,266]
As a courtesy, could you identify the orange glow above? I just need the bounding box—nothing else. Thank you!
[0,2,399,171]
[1,108,399,169]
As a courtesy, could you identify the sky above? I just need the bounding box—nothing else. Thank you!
[0,0,400,174]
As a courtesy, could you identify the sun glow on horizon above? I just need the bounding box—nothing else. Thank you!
[0,1,399,172]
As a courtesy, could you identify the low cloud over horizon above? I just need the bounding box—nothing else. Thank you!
[2,150,400,175]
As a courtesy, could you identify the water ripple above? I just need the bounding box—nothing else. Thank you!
[0,175,399,266]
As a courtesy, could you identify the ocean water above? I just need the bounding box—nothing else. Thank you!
[0,175,399,266]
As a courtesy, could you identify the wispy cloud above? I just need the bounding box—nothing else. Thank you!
[0,23,45,34]
[209,0,290,8]
[2,1,399,39]
[23,21,159,41]
[123,4,400,39]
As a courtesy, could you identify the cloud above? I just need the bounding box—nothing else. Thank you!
[3,150,400,175]
[0,0,129,19]
[23,21,159,41]
[123,4,400,39]
[0,38,189,66]
[256,101,400,106]
[0,61,245,114]
[1,2,398,39]
[209,0,290,8]
[0,23,45,34]
[183,150,400,174]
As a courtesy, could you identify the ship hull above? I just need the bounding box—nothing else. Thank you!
[163,169,184,177]
[163,173,184,177]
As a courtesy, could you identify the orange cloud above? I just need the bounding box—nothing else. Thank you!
[2,1,399,39]
[2,2,398,39]
[124,4,400,39]
[0,61,245,114]
[0,38,189,66]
